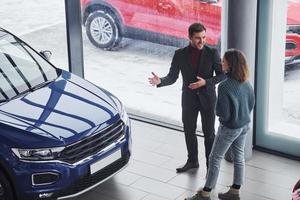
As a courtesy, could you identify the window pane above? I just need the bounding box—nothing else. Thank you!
[81,0,222,127]
[282,0,300,137]
[0,0,65,101]
[1,0,67,71]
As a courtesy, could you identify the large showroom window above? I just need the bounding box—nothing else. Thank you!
[256,0,300,158]
[81,0,222,129]
[1,0,222,131]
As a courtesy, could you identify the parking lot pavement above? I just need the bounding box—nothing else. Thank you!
[283,67,300,125]
[0,0,65,35]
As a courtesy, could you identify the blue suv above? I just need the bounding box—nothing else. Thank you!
[0,28,131,200]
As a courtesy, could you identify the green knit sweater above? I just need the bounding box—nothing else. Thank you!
[216,78,255,129]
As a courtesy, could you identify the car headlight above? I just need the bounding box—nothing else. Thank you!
[12,147,64,161]
[120,104,129,124]
[111,96,129,124]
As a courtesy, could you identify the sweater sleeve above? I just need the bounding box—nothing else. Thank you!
[216,85,231,123]
[157,50,180,87]
[205,49,226,88]
[248,84,255,112]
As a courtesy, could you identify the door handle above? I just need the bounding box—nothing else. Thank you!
[157,1,174,14]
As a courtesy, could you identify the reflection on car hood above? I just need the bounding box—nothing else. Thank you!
[0,70,120,147]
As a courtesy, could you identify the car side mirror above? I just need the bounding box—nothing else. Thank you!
[39,50,52,61]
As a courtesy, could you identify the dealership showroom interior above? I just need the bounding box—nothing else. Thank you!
[1,0,300,200]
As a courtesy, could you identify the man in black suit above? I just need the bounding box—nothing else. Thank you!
[149,23,225,173]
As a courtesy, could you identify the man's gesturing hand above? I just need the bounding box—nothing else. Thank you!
[148,72,161,86]
[188,76,206,90]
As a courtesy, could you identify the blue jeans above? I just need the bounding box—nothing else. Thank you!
[204,123,250,189]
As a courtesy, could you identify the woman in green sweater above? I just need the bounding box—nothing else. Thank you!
[185,49,255,200]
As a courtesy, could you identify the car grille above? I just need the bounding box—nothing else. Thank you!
[59,119,125,164]
[56,152,130,198]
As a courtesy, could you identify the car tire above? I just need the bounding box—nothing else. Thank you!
[0,171,14,200]
[86,10,122,50]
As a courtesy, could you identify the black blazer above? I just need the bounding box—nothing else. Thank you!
[158,45,226,108]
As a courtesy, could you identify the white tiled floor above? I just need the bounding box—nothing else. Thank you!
[75,120,300,200]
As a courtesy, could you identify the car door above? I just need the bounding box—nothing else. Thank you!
[116,0,158,30]
[180,0,221,46]
[139,0,221,46]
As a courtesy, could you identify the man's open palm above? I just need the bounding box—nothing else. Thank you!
[148,72,161,86]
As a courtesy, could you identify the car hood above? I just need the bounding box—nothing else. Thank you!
[0,70,120,148]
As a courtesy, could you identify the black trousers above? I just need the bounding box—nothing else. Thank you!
[182,90,216,168]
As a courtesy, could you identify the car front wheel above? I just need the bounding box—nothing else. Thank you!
[86,11,122,50]
[0,171,14,200]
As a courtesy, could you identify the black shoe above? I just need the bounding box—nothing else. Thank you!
[176,161,199,173]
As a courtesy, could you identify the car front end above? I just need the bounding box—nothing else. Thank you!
[6,118,131,200]
[0,28,131,200]
[0,76,132,200]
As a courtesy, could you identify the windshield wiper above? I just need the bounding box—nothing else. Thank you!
[0,80,54,104]
[30,80,53,91]
[4,89,32,103]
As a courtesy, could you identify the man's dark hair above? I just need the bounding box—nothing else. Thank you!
[188,23,206,37]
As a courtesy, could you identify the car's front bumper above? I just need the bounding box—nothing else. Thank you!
[10,123,131,200]
[17,147,130,200]
[57,149,130,200]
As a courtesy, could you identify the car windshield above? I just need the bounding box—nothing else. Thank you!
[0,30,58,103]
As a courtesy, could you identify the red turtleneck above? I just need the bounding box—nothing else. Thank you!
[189,45,203,68]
